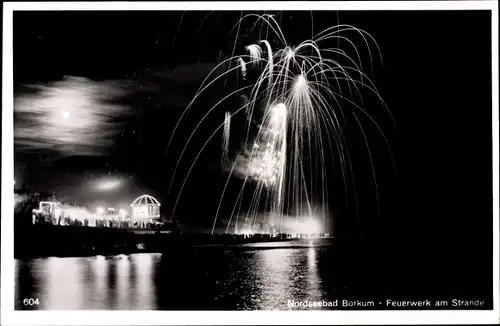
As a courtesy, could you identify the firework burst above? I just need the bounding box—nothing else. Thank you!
[166,14,393,235]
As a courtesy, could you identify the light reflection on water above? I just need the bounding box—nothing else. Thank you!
[15,243,332,310]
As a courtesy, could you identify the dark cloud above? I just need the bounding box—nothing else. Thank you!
[15,76,133,157]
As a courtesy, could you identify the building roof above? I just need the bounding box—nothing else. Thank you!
[130,194,161,206]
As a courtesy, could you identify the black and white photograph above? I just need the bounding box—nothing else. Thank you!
[2,1,499,325]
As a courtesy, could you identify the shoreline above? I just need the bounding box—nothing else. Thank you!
[14,224,334,259]
[14,241,338,260]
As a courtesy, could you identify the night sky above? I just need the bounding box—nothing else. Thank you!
[14,9,493,253]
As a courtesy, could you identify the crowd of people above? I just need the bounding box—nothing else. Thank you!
[31,213,164,230]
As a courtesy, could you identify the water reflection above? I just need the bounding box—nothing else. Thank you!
[16,253,161,310]
[15,243,327,310]
[89,256,107,309]
[131,254,157,309]
[307,247,323,302]
[250,247,325,309]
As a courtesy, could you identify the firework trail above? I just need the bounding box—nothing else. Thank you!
[166,14,393,235]
[237,57,247,80]
[222,111,231,165]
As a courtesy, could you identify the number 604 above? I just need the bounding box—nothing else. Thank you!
[23,298,40,306]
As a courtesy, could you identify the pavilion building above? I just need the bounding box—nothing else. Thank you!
[130,194,161,224]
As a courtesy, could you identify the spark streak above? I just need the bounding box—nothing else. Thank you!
[222,111,231,165]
